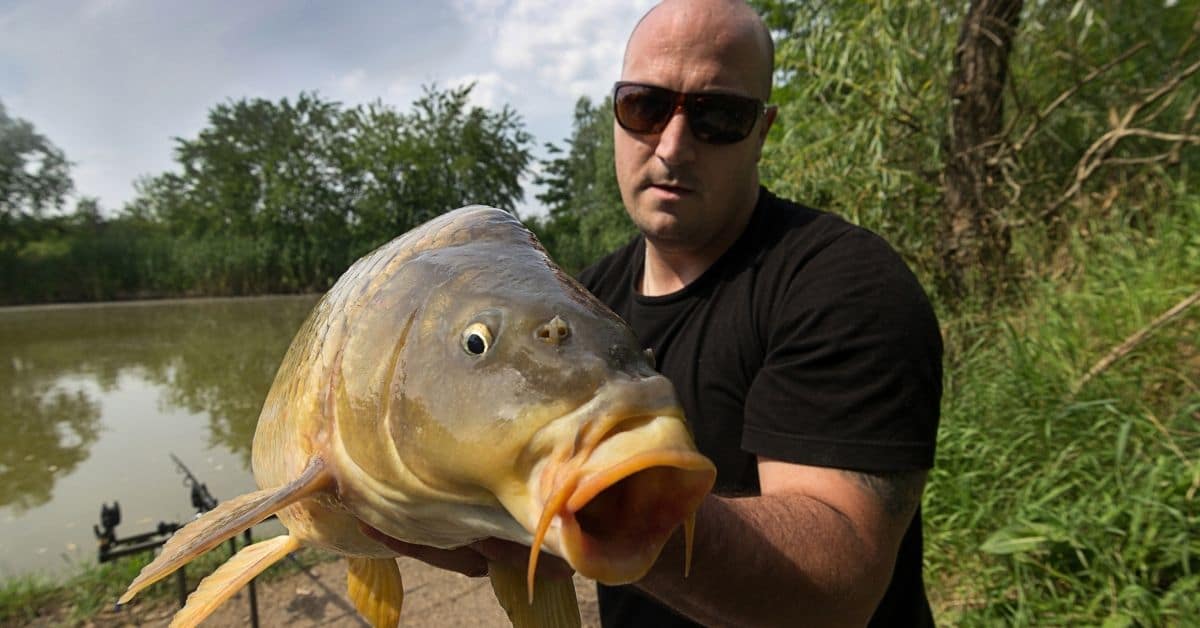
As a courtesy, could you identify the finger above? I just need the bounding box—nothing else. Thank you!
[471,538,575,579]
[359,523,489,578]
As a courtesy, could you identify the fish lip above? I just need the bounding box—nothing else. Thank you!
[517,375,713,583]
[555,444,715,584]
[565,450,714,513]
[523,375,684,467]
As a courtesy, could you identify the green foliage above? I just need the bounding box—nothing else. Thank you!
[925,194,1200,625]
[341,86,532,244]
[752,1,958,282]
[4,85,533,303]
[137,86,531,293]
[0,100,73,221]
[1002,0,1200,228]
[0,100,74,259]
[753,0,1199,296]
[529,96,633,274]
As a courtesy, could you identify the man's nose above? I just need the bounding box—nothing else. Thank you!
[653,108,696,166]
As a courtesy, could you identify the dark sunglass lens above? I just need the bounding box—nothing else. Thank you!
[615,85,675,133]
[689,94,759,143]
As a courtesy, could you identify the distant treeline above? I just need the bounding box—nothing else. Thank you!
[2,86,535,302]
[2,0,1197,308]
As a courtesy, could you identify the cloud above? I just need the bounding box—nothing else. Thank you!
[448,72,516,110]
[0,1,652,214]
[334,69,369,94]
[455,0,654,99]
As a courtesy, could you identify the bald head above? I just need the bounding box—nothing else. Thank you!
[623,0,774,99]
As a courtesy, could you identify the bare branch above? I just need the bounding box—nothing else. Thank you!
[1170,91,1200,162]
[1117,57,1200,128]
[1106,153,1182,167]
[1072,289,1200,394]
[1119,129,1200,143]
[1045,54,1200,214]
[1010,42,1150,153]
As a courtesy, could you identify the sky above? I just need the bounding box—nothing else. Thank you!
[0,0,656,218]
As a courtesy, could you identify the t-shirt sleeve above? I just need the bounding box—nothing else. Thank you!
[741,228,943,472]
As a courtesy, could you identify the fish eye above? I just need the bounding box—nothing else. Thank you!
[461,322,493,356]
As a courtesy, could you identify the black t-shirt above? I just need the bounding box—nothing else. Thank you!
[578,188,943,627]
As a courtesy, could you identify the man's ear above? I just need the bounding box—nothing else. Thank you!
[755,105,778,161]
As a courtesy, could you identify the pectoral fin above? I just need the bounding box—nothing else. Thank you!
[168,534,302,628]
[488,559,581,628]
[347,556,404,628]
[119,456,332,604]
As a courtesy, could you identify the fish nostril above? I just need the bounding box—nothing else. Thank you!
[536,316,570,345]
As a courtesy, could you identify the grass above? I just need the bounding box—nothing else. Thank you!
[0,535,334,626]
[925,195,1200,625]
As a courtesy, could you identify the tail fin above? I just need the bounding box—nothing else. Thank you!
[168,534,302,628]
[119,456,331,604]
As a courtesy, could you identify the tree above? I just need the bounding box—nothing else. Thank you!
[341,84,533,246]
[751,0,1199,302]
[751,1,962,287]
[0,100,73,248]
[530,96,632,273]
[122,85,534,293]
[0,101,72,219]
[939,0,1023,298]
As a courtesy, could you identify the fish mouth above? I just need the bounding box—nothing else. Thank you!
[524,410,716,593]
[561,447,714,583]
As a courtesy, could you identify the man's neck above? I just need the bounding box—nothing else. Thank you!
[640,244,711,296]
[638,192,759,297]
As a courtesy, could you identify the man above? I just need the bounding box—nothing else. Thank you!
[367,1,941,624]
[575,1,943,626]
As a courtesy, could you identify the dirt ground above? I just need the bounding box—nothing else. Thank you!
[89,558,600,627]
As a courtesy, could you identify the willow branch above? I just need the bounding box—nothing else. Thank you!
[1072,289,1200,394]
[1010,41,1149,154]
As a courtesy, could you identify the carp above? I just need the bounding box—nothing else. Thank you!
[118,206,716,627]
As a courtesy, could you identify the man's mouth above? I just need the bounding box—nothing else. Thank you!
[649,183,692,195]
[646,183,695,203]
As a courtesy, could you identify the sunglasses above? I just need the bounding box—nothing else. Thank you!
[612,81,767,145]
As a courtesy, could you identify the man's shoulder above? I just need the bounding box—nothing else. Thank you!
[746,189,934,323]
[578,235,640,297]
[747,188,891,272]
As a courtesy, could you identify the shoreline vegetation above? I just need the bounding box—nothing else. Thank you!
[3,2,1197,624]
[0,538,333,626]
[0,292,321,313]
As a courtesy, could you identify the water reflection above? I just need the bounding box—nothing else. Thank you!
[0,374,101,511]
[0,296,316,574]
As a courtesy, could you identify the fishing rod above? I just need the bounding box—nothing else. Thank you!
[93,453,269,626]
[169,452,219,513]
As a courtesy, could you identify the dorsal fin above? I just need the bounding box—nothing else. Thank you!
[119,456,332,604]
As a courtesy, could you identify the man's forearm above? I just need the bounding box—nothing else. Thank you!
[633,492,894,628]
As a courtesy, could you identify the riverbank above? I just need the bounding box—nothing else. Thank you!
[4,555,600,627]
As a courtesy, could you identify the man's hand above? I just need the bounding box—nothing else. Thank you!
[358,523,575,579]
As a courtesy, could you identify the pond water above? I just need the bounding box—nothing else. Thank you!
[0,295,319,578]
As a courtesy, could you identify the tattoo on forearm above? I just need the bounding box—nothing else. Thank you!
[842,469,926,518]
